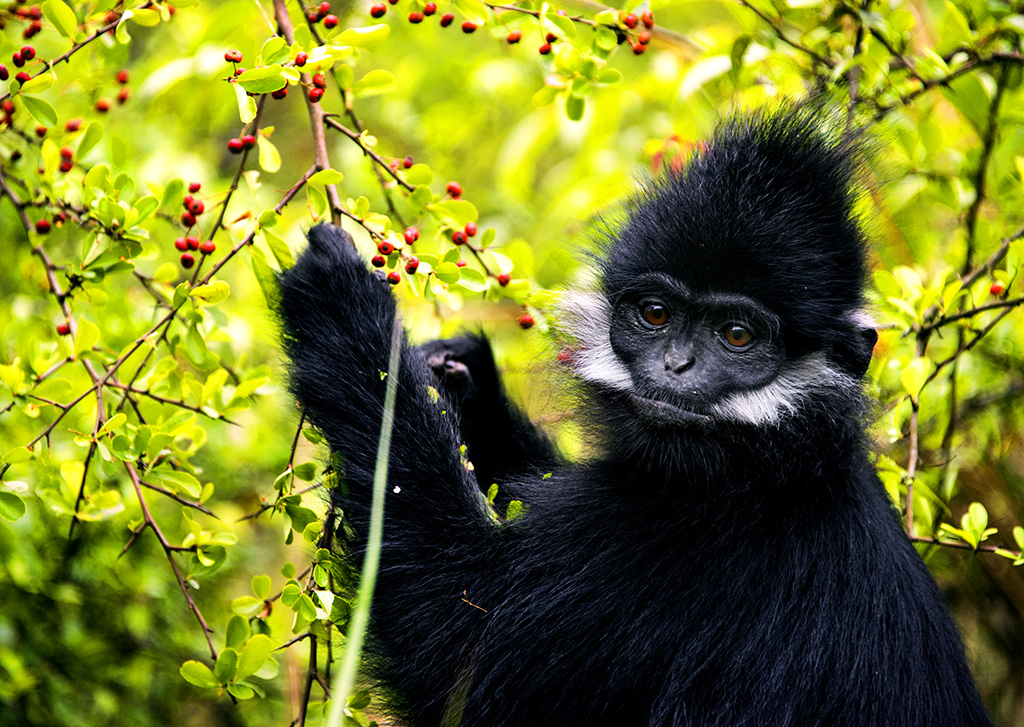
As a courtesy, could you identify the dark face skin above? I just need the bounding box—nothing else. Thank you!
[607,273,785,426]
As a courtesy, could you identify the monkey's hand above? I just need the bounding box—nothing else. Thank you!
[278,224,492,533]
[417,335,558,489]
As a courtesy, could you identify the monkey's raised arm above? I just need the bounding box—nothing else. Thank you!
[277,224,493,539]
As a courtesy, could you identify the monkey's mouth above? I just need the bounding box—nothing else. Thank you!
[628,394,712,427]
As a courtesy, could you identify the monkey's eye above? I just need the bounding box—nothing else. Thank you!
[641,303,670,327]
[722,325,754,349]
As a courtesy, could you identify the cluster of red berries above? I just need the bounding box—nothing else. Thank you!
[13,5,43,40]
[58,146,74,173]
[368,0,474,31]
[173,185,215,269]
[114,68,131,105]
[1,44,37,86]
[307,1,339,27]
[227,133,258,154]
[623,10,655,54]
[451,220,477,246]
[388,155,415,172]
[180,181,207,228]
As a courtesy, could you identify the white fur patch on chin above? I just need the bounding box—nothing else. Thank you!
[560,292,634,391]
[711,353,854,426]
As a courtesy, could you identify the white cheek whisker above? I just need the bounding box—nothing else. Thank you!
[710,353,854,426]
[560,292,634,391]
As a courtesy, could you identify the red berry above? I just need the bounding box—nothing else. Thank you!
[405,257,420,274]
[990,283,1005,296]
[188,181,202,193]
[631,42,646,55]
[456,260,467,268]
[12,52,23,68]
[401,156,413,169]
[519,313,535,330]
[34,219,50,234]
[60,146,73,160]
[180,252,195,269]
[29,7,43,21]
[497,273,511,286]
[387,0,399,4]
[185,236,200,250]
[637,30,651,45]
[15,72,30,84]
[241,134,257,149]
[545,32,558,43]
[461,20,477,33]
[378,241,396,255]
[452,230,467,245]
[227,137,244,153]
[324,13,339,28]
[0,66,8,81]
[199,240,216,255]
[181,211,196,227]
[506,30,521,44]
[188,199,205,215]
[408,11,424,23]
[295,52,308,66]
[307,10,319,21]
[2,100,15,114]
[641,10,654,29]
[225,49,243,63]
[117,88,130,104]
[312,72,326,88]
[59,159,73,175]
[34,125,46,138]
[387,271,401,285]
[464,221,477,237]
[538,43,552,55]
[423,1,437,14]
[446,181,462,197]
[65,118,82,132]
[116,69,129,84]
[24,21,42,39]
[403,227,419,244]
[174,237,188,251]
[440,12,454,26]
[320,2,332,14]
[308,87,324,103]
[623,12,638,28]
[235,67,245,76]
[56,321,71,336]
[370,3,387,17]
[95,98,111,112]
[272,86,288,99]
[371,254,386,268]
[20,46,35,62]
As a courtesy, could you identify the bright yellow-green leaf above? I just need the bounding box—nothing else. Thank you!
[74,318,100,357]
[257,135,281,173]
[190,281,231,305]
[43,0,78,39]
[21,95,57,127]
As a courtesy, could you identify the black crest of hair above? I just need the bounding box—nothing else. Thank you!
[278,109,991,727]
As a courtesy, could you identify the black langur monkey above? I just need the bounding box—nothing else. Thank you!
[278,110,990,727]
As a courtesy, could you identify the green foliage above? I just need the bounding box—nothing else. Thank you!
[1,0,1024,725]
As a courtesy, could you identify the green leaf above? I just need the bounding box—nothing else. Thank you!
[434,261,461,284]
[43,0,78,39]
[260,36,289,65]
[233,82,257,124]
[351,69,396,98]
[235,634,274,681]
[250,245,280,308]
[236,66,287,94]
[226,615,251,649]
[309,169,343,186]
[231,596,265,617]
[457,267,487,292]
[180,660,219,689]
[21,95,57,128]
[263,229,294,269]
[190,281,231,306]
[257,135,281,173]
[74,318,100,357]
[0,492,26,521]
[213,648,238,684]
[336,24,391,47]
[251,574,272,600]
[20,73,54,95]
[565,94,585,121]
[149,468,203,498]
[899,358,932,402]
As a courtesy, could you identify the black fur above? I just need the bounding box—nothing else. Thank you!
[278,110,990,726]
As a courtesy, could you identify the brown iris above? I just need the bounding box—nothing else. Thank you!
[723,325,753,348]
[642,303,669,326]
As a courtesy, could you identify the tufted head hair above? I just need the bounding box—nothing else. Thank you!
[600,109,872,368]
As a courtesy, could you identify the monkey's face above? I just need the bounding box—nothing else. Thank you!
[606,272,784,427]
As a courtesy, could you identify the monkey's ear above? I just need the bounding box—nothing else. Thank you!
[830,315,878,380]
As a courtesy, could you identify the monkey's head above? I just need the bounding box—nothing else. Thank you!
[564,110,877,433]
